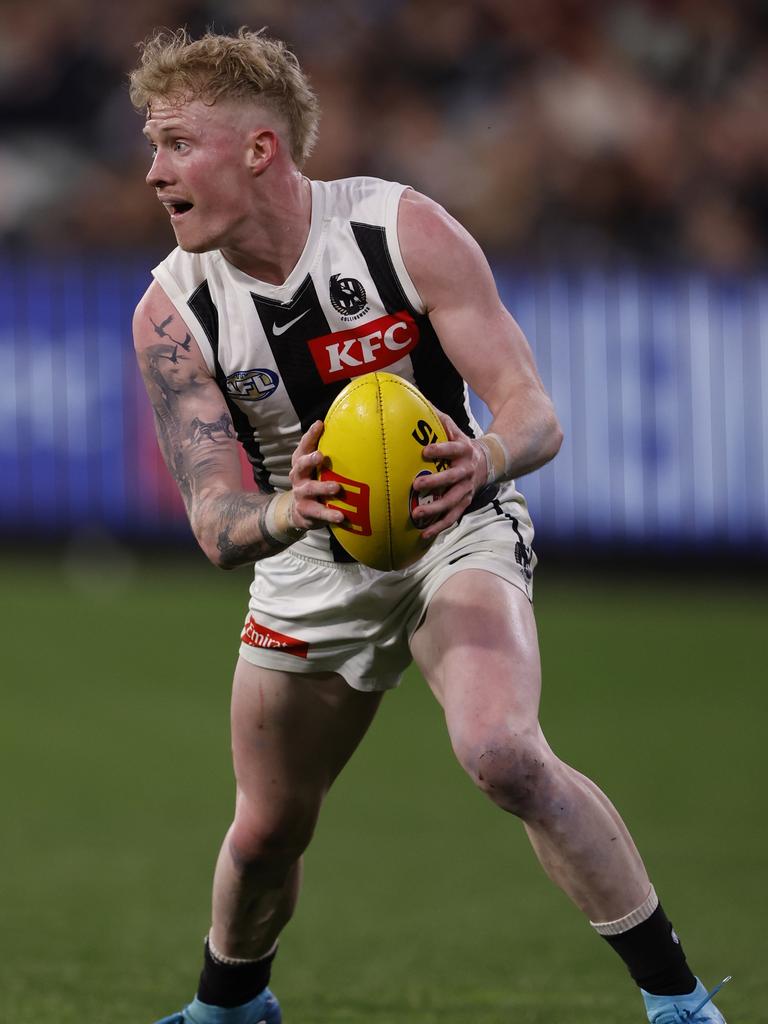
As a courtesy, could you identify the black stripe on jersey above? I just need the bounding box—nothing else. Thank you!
[188,279,219,347]
[252,274,345,434]
[188,280,273,493]
[350,221,417,317]
[350,221,474,437]
[251,276,354,562]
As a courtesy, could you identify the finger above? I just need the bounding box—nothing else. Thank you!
[422,434,475,462]
[419,507,464,540]
[418,491,474,539]
[293,498,345,528]
[412,490,470,526]
[293,478,341,506]
[292,447,326,481]
[294,420,325,456]
[305,478,342,499]
[307,501,346,524]
[292,475,342,503]
[412,482,474,532]
[412,465,470,494]
[432,408,462,442]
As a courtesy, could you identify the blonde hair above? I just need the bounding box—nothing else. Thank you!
[129,27,320,166]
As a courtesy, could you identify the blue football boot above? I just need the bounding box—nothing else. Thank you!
[642,976,731,1023]
[153,988,282,1024]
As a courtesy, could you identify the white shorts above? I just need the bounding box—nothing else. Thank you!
[238,482,536,692]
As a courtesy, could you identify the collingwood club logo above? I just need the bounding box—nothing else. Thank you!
[329,274,369,320]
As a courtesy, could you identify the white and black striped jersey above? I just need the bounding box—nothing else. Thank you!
[152,175,487,561]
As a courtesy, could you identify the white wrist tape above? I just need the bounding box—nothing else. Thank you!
[264,491,306,545]
[477,432,512,484]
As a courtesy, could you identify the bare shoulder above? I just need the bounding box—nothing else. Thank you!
[133,278,174,346]
[397,189,497,313]
[396,190,549,414]
[132,278,211,378]
[397,189,479,249]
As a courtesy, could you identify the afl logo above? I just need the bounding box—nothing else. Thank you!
[329,274,369,320]
[225,368,279,401]
[409,470,439,529]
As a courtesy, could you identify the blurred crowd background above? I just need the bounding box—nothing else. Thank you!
[2,0,768,270]
[3,12,765,1024]
[1,0,766,556]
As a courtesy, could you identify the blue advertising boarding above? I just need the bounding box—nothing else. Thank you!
[1,257,766,552]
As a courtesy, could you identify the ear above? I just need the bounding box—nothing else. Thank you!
[246,129,279,175]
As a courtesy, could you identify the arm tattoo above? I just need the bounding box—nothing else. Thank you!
[139,331,286,567]
[144,348,194,511]
[189,414,234,446]
[149,313,192,351]
[215,493,285,569]
[140,341,234,516]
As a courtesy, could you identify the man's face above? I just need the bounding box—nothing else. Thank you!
[143,97,257,253]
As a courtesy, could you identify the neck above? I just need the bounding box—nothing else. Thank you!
[221,170,312,285]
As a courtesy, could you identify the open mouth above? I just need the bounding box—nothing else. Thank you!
[163,200,194,219]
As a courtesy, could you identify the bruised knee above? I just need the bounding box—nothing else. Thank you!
[228,797,318,875]
[455,734,558,818]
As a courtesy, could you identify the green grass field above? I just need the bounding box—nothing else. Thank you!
[1,551,765,1023]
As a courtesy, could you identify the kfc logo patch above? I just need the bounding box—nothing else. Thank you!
[308,311,419,383]
[241,616,310,658]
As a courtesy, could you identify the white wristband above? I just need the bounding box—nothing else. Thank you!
[264,491,306,546]
[476,432,512,484]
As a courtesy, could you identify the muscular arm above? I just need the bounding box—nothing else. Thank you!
[133,281,339,568]
[398,190,563,536]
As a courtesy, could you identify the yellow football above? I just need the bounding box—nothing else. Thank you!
[319,372,450,571]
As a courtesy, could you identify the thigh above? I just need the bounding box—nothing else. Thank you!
[231,656,383,821]
[241,551,414,692]
[409,569,543,741]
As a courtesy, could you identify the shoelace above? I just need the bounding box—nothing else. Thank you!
[677,976,732,1021]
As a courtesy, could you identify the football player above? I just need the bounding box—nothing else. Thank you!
[130,28,728,1024]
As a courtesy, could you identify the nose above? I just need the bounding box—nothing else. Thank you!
[146,149,173,189]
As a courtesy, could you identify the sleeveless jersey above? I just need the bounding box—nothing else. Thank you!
[152,176,484,562]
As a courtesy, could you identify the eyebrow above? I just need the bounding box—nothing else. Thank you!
[142,122,188,139]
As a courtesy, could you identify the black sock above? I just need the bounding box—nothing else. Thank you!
[601,904,697,996]
[196,938,276,1008]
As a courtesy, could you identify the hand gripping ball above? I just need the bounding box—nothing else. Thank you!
[319,372,450,571]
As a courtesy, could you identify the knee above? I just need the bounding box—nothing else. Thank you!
[454,732,560,819]
[228,795,318,876]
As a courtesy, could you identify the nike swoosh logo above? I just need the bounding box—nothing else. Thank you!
[272,309,310,336]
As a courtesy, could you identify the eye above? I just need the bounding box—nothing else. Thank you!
[173,140,189,153]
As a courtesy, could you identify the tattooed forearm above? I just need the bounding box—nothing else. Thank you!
[137,327,287,568]
[212,492,285,569]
